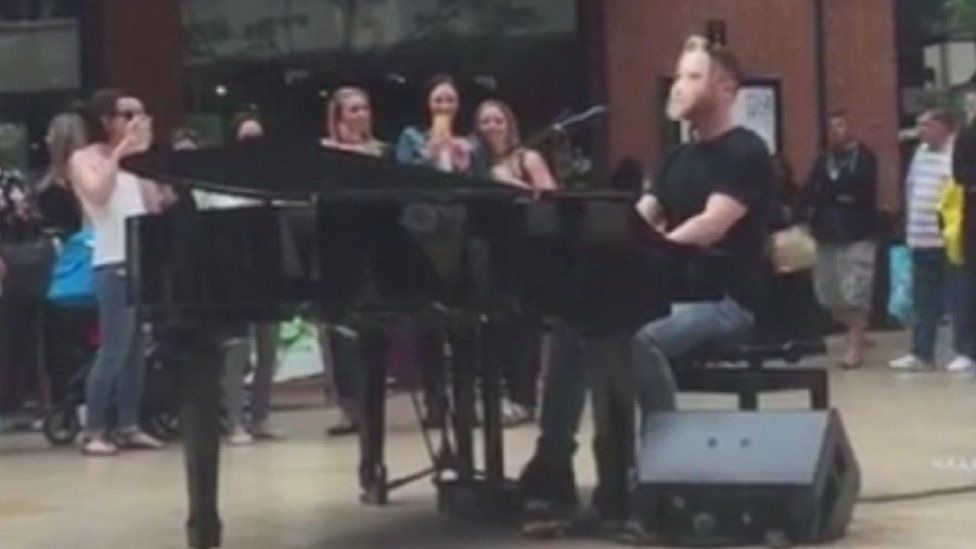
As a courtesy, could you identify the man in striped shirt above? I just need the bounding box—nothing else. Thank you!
[891,109,974,371]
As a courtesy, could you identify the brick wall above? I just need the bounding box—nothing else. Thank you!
[92,0,185,139]
[598,0,899,209]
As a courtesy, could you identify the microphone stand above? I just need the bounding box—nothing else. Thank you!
[496,105,607,161]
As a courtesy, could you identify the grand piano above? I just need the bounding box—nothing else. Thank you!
[123,139,680,548]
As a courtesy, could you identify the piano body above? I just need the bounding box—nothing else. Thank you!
[124,140,677,548]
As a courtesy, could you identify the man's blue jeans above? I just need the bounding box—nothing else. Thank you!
[909,249,972,363]
[536,298,754,459]
[948,262,975,360]
[632,298,754,414]
[85,265,146,434]
[910,249,945,363]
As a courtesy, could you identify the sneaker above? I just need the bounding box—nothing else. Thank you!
[326,416,358,437]
[502,400,534,428]
[518,444,579,538]
[81,436,119,456]
[615,519,658,546]
[945,356,976,373]
[227,426,254,446]
[889,354,934,371]
[114,429,164,450]
[250,422,283,441]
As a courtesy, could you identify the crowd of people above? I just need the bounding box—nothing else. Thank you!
[0,73,557,449]
[0,37,973,541]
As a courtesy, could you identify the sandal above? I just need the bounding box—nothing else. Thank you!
[81,436,119,456]
[115,429,164,450]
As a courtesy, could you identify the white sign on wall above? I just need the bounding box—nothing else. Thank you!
[732,85,778,153]
[672,80,781,154]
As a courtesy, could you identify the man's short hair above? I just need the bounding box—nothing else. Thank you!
[924,108,955,131]
[683,34,744,85]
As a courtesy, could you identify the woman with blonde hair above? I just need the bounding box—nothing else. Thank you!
[473,99,556,426]
[38,110,97,410]
[38,111,88,236]
[319,86,387,436]
[322,87,386,157]
[473,99,556,191]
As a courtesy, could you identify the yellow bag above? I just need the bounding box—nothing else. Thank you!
[939,182,965,265]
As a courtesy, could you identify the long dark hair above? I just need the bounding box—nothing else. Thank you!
[83,88,126,143]
[424,73,459,129]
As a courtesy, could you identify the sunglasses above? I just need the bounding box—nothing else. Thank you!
[115,109,147,121]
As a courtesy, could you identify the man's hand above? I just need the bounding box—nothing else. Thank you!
[113,117,152,159]
[635,195,665,231]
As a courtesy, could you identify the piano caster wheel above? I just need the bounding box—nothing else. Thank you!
[359,464,388,505]
[186,518,221,549]
[360,485,388,505]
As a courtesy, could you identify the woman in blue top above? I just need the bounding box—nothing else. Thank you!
[393,74,475,427]
[395,74,473,173]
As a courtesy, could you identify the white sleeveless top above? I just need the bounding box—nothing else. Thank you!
[82,170,147,266]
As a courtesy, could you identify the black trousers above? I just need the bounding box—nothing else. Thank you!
[43,306,98,406]
[0,296,43,413]
[419,308,542,412]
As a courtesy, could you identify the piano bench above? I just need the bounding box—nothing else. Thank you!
[673,339,829,411]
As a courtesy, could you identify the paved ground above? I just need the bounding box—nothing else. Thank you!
[2,332,976,548]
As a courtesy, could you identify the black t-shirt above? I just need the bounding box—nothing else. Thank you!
[651,127,773,314]
[37,183,83,237]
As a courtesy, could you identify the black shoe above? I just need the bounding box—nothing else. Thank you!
[592,436,632,523]
[518,444,579,538]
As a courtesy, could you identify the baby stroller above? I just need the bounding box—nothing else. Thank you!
[42,336,181,446]
[39,228,181,445]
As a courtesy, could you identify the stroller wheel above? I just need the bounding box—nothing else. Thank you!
[43,407,81,447]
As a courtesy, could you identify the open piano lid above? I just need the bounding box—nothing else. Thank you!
[122,138,528,202]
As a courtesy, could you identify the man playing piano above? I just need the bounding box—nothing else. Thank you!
[520,35,773,535]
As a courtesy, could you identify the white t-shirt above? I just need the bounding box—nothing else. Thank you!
[81,170,147,266]
[906,142,953,249]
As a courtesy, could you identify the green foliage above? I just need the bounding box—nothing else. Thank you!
[946,0,976,31]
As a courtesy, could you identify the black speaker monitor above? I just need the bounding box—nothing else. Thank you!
[633,410,860,546]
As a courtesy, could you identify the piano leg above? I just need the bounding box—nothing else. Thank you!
[449,315,477,482]
[589,336,635,522]
[172,330,223,549]
[356,324,389,505]
[480,315,504,486]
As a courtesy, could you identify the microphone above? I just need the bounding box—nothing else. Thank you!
[507,104,608,157]
[553,104,607,132]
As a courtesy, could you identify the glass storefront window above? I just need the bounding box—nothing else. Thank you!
[0,0,82,172]
[180,0,594,184]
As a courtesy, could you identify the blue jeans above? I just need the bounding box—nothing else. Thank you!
[250,323,278,425]
[632,298,754,413]
[910,249,947,362]
[536,298,753,459]
[85,265,146,434]
[948,262,975,360]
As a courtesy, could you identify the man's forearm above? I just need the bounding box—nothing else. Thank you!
[667,214,725,247]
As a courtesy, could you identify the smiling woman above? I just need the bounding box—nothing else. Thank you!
[473,99,557,191]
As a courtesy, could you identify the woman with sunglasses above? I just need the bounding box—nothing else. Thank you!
[69,89,164,455]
